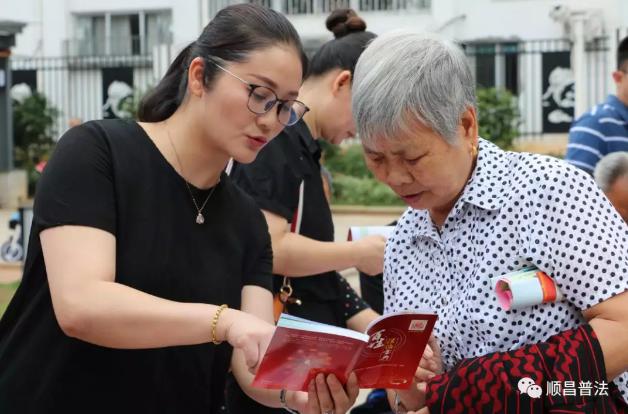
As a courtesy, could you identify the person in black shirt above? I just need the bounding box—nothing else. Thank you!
[0,5,357,414]
[228,9,385,414]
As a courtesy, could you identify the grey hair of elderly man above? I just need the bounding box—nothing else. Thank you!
[595,152,628,192]
[594,152,628,222]
[352,31,476,145]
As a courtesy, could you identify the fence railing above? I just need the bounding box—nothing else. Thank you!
[10,53,168,138]
[9,29,626,143]
[464,37,613,138]
[208,0,429,17]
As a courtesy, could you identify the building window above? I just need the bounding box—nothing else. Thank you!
[248,0,274,7]
[503,43,519,95]
[283,0,429,14]
[466,42,519,95]
[72,11,172,56]
[359,0,431,12]
[474,44,496,89]
[285,0,350,14]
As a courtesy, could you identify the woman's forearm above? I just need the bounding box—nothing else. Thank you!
[273,232,359,276]
[43,226,236,349]
[54,280,233,348]
[584,291,628,380]
[589,317,628,380]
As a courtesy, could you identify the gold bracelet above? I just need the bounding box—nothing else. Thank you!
[210,304,229,345]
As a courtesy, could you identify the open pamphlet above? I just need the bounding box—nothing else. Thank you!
[347,226,394,241]
[252,311,437,391]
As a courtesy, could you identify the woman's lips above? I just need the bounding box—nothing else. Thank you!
[400,192,423,203]
[246,135,268,149]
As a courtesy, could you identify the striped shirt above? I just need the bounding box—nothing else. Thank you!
[566,94,628,173]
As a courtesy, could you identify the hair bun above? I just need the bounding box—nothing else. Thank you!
[326,8,366,39]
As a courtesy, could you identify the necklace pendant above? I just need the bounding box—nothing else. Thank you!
[196,212,205,224]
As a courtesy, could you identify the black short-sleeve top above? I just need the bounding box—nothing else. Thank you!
[229,120,340,302]
[0,119,273,413]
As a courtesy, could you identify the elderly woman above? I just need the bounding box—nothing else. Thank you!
[352,32,628,413]
[595,152,628,223]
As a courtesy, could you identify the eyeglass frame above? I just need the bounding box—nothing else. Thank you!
[206,58,309,126]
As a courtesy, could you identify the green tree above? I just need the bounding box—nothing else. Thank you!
[477,87,520,150]
[13,93,60,195]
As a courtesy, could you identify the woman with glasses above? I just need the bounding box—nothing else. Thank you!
[227,9,385,414]
[0,5,357,414]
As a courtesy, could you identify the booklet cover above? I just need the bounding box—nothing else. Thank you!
[252,311,437,391]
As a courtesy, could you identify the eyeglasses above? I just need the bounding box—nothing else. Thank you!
[208,59,309,127]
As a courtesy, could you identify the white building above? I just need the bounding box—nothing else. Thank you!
[5,0,628,56]
[2,0,628,139]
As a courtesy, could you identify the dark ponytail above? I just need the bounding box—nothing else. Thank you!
[138,42,193,122]
[307,8,376,79]
[138,4,307,122]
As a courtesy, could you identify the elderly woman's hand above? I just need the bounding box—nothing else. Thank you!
[390,336,443,412]
[302,372,359,414]
[415,335,443,382]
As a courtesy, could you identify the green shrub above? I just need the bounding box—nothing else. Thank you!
[321,141,372,179]
[118,87,150,120]
[332,174,403,206]
[13,93,60,196]
[0,281,20,318]
[477,87,520,150]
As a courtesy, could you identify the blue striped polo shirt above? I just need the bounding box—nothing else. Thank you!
[566,94,628,173]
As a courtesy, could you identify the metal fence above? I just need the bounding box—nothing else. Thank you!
[464,36,614,137]
[9,28,627,142]
[209,0,430,17]
[10,48,171,139]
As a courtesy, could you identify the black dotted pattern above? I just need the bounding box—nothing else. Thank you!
[383,139,628,399]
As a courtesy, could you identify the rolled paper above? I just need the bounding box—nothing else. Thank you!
[493,266,564,311]
[347,226,394,242]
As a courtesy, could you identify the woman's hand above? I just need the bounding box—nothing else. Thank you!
[392,336,442,412]
[220,309,276,373]
[415,336,443,382]
[354,235,386,275]
[300,373,360,414]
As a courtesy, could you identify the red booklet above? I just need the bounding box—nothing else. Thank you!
[252,311,437,392]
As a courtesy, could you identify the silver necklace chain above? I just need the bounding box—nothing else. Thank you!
[166,128,218,225]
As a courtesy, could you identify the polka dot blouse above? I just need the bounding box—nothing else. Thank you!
[383,139,628,399]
